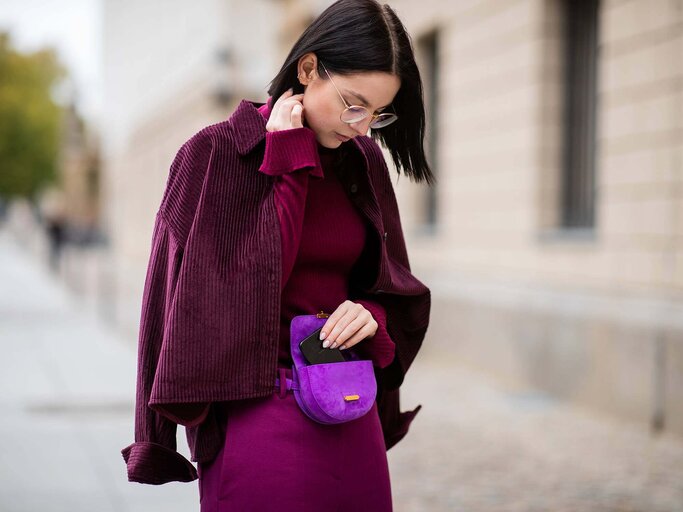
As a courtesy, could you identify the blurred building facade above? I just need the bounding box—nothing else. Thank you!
[101,0,683,438]
[101,0,283,332]
[389,0,683,439]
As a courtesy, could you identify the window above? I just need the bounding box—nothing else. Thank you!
[417,30,439,232]
[561,0,600,228]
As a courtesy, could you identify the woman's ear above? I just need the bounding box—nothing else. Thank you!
[297,53,319,84]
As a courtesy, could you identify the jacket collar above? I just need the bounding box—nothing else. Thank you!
[230,98,271,156]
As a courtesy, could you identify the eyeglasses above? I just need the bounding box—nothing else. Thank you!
[318,60,398,130]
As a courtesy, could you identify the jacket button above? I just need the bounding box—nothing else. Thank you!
[350,183,358,193]
[383,232,388,241]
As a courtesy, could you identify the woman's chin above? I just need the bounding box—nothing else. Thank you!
[318,134,343,148]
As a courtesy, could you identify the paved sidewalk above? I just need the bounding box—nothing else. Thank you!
[1,227,682,511]
[390,350,683,511]
[0,229,198,511]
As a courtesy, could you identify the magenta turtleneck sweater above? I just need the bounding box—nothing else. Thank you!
[255,99,395,369]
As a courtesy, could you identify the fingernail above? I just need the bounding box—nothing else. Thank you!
[319,331,326,340]
[322,340,330,348]
[339,346,347,350]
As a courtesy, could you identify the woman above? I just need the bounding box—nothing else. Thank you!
[121,0,433,510]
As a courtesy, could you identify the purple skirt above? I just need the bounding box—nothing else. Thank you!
[197,367,393,511]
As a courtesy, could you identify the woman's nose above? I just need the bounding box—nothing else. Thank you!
[349,117,372,136]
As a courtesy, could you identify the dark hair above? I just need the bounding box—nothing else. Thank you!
[266,0,435,186]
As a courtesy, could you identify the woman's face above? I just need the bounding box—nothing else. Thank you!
[298,54,401,148]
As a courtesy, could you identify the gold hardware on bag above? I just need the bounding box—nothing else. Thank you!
[344,394,360,401]
[316,310,330,318]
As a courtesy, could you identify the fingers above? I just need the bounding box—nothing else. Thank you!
[326,313,364,349]
[320,301,376,350]
[272,89,303,112]
[272,88,296,107]
[290,103,303,127]
[267,89,305,131]
[335,323,375,350]
[274,88,292,104]
[319,301,352,343]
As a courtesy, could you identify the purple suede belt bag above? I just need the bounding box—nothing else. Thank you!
[277,313,377,424]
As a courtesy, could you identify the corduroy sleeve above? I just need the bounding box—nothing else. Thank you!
[258,127,324,177]
[120,211,199,485]
[350,298,396,370]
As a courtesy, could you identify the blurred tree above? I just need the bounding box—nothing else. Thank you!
[0,32,67,200]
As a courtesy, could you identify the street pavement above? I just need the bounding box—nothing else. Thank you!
[1,227,682,511]
[0,228,198,511]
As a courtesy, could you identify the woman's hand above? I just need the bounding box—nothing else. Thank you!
[266,88,305,132]
[319,300,379,350]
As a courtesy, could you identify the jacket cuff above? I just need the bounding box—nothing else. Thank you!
[353,298,396,369]
[258,127,324,177]
[121,441,198,485]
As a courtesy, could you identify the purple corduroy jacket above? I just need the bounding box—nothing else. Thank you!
[120,98,432,485]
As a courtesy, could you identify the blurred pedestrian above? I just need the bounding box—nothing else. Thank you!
[38,187,67,273]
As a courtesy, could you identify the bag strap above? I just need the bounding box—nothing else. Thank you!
[274,376,299,391]
[274,367,299,398]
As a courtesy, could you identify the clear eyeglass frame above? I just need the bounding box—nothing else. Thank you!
[318,60,398,130]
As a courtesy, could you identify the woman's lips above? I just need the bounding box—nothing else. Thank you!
[335,132,351,142]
